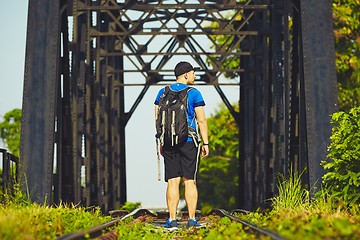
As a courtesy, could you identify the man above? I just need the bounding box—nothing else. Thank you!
[154,61,209,229]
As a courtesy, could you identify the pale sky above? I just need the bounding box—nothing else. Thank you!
[0,1,239,207]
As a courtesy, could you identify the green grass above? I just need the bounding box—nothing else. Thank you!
[0,201,110,239]
[271,170,310,211]
[236,171,360,240]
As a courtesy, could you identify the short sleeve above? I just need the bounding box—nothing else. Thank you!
[154,88,165,105]
[190,88,205,108]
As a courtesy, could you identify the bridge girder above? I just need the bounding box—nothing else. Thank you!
[20,0,337,211]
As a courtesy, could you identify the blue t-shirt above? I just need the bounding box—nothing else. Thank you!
[154,83,205,141]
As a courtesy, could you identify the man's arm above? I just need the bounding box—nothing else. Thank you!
[195,106,209,157]
[155,105,159,121]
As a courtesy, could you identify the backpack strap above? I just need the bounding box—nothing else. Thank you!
[194,144,201,184]
[164,85,170,95]
[156,138,161,181]
[178,86,193,106]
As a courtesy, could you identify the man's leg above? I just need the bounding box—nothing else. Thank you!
[183,177,198,219]
[166,177,181,220]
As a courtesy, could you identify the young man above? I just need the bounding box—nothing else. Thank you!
[154,61,209,229]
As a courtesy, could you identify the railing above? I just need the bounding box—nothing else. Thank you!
[0,148,19,194]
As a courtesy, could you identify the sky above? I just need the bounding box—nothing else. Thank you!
[0,1,239,208]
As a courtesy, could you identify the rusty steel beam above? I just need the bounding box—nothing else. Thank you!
[239,0,271,210]
[20,0,61,205]
[76,4,268,11]
[299,0,338,193]
[238,0,338,210]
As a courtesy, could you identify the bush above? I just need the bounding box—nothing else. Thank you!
[120,201,141,212]
[321,107,360,205]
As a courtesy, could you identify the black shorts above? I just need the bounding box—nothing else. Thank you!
[163,142,200,182]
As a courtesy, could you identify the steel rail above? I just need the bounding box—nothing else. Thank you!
[208,209,287,240]
[57,209,155,240]
[58,208,286,240]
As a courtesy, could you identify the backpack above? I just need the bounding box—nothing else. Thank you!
[155,86,193,147]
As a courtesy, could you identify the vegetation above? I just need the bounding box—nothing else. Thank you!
[1,172,359,239]
[239,172,360,240]
[271,169,310,212]
[333,0,360,111]
[0,202,110,240]
[321,107,360,205]
[120,201,142,212]
[0,108,21,157]
[0,186,111,240]
[198,103,239,214]
[112,215,259,240]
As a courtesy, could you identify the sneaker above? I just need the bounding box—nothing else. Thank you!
[164,219,178,229]
[187,219,201,228]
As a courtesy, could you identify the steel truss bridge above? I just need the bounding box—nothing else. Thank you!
[20,0,337,212]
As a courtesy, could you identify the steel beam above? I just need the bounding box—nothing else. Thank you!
[20,0,61,204]
[299,0,338,193]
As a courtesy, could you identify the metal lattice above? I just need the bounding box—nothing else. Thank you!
[66,0,268,211]
[20,0,337,212]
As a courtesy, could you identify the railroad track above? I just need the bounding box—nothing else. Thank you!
[58,208,286,240]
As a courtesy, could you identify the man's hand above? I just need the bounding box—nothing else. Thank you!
[201,145,209,158]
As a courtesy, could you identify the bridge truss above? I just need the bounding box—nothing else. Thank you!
[20,0,337,211]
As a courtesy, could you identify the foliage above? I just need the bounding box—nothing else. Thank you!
[207,104,239,157]
[198,103,239,213]
[333,0,360,111]
[112,177,360,240]
[0,202,110,240]
[0,109,21,157]
[1,175,360,239]
[238,172,360,240]
[321,107,360,205]
[120,201,142,212]
[271,169,310,212]
[269,208,360,240]
[0,187,110,239]
[0,183,29,206]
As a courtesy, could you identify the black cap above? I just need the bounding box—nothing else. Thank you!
[174,61,201,77]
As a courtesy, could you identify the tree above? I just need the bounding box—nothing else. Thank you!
[0,109,22,157]
[197,103,239,214]
[321,106,360,205]
[332,0,360,111]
